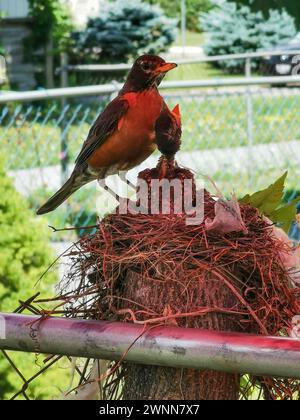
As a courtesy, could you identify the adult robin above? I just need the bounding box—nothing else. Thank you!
[37,54,178,215]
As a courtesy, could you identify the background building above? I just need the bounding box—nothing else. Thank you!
[0,0,35,89]
[61,0,104,27]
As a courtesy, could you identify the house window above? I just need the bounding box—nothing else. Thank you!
[0,0,29,19]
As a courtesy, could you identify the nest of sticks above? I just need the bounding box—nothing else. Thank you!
[42,163,300,401]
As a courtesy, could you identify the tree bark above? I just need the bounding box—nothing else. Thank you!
[121,270,241,400]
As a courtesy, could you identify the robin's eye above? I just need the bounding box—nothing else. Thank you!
[141,62,150,71]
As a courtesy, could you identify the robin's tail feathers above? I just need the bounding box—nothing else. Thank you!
[37,172,88,215]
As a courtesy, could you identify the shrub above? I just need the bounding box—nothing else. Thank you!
[200,0,297,72]
[0,157,64,399]
[72,0,177,63]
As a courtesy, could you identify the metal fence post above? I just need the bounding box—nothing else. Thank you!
[181,0,186,58]
[245,57,254,187]
[245,57,252,78]
[60,52,69,91]
[45,34,54,89]
[60,52,69,184]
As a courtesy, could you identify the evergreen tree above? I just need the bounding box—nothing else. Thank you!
[256,9,297,50]
[233,1,300,29]
[200,0,297,72]
[72,0,177,64]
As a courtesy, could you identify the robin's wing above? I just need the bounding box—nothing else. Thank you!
[75,96,129,167]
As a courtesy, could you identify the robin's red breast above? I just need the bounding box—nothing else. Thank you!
[37,55,177,215]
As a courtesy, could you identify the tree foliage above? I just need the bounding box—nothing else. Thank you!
[200,0,297,72]
[72,0,177,63]
[27,0,73,51]
[145,0,212,32]
[233,0,300,29]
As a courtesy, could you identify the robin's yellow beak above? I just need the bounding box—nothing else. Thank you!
[155,62,177,74]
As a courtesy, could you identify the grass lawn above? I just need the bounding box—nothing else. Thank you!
[167,93,300,150]
[165,62,226,81]
[169,30,255,81]
[174,30,205,47]
[169,30,227,81]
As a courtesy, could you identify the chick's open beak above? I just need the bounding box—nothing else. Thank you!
[156,62,177,74]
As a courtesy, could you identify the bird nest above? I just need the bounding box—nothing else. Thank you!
[43,166,300,400]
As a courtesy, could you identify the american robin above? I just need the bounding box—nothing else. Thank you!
[37,54,177,215]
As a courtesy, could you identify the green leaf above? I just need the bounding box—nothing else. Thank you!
[240,172,287,215]
[240,172,299,233]
[269,197,299,233]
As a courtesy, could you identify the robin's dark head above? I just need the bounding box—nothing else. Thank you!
[124,55,177,91]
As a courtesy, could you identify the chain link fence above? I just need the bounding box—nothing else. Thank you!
[1,79,300,241]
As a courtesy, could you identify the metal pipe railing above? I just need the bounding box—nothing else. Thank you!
[61,49,300,71]
[1,75,300,103]
[1,313,300,378]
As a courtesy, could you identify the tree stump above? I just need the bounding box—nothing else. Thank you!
[121,270,241,400]
[120,163,241,400]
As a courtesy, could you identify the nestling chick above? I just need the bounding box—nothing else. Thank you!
[155,103,181,161]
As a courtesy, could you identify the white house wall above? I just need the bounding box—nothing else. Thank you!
[0,0,29,19]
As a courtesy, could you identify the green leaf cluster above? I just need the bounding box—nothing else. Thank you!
[240,172,299,232]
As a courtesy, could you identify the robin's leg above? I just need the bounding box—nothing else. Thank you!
[97,178,121,202]
[118,171,136,190]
